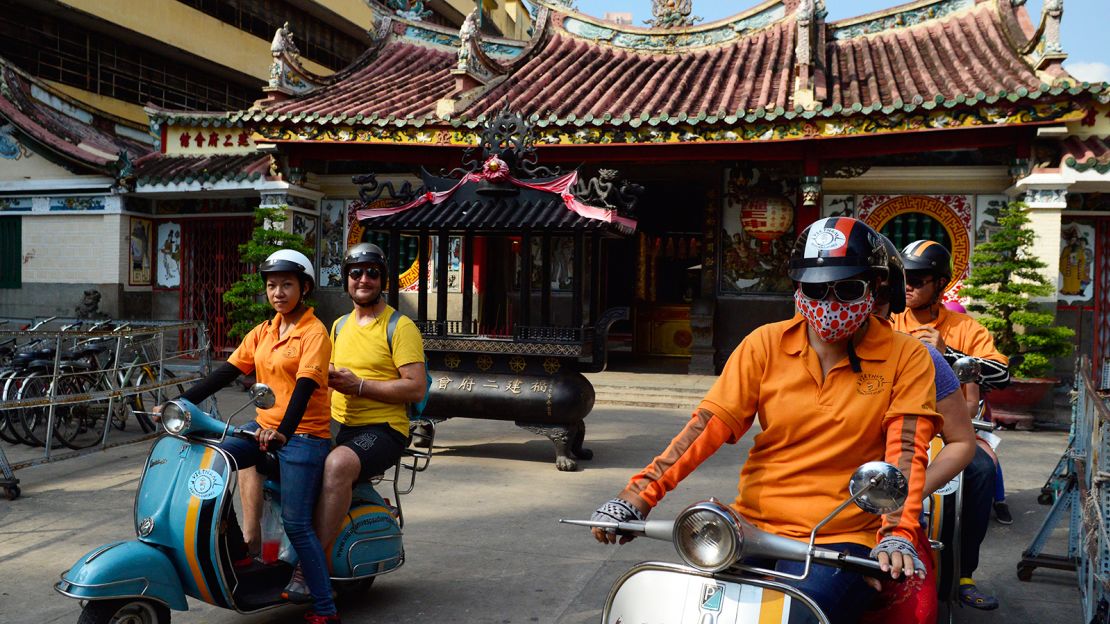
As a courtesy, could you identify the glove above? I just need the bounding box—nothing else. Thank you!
[591,498,646,532]
[870,536,926,577]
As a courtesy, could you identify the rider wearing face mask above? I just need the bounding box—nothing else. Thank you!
[592,217,941,624]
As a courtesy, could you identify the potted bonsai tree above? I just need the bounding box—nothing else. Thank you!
[222,205,314,388]
[961,201,1074,412]
[223,205,315,340]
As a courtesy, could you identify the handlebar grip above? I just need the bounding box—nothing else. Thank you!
[812,549,907,582]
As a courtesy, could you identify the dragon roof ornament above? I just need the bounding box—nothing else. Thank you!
[385,0,432,21]
[645,0,702,29]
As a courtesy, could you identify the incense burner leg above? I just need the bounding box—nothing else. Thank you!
[517,421,590,471]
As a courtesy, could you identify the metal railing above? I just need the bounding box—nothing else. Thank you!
[415,319,591,343]
[0,319,211,463]
[1018,357,1110,622]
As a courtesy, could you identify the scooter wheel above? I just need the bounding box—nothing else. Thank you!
[4,485,18,500]
[1037,492,1054,505]
[78,599,170,624]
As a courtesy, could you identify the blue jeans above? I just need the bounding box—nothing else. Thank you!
[751,542,876,624]
[218,422,336,615]
[961,445,996,578]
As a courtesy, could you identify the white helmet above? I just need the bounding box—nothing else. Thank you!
[260,249,315,292]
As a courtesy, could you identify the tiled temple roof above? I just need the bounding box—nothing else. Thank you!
[0,57,152,172]
[133,153,271,186]
[362,195,633,235]
[263,41,457,120]
[1061,136,1110,174]
[235,0,1106,132]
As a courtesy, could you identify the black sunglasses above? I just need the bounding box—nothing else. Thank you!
[799,279,870,303]
[905,275,935,289]
[348,267,381,281]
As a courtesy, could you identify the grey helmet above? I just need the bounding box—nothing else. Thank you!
[342,243,387,283]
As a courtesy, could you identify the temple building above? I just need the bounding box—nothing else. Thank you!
[1,0,1107,382]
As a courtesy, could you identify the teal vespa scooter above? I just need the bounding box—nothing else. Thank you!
[55,384,434,623]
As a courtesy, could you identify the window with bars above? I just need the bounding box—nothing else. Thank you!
[0,217,21,289]
[178,0,365,71]
[0,7,258,111]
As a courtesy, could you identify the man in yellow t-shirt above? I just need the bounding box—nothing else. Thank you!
[315,243,427,557]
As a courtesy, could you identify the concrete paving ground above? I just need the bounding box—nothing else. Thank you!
[0,378,1084,624]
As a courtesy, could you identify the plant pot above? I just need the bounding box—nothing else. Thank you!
[988,378,1055,410]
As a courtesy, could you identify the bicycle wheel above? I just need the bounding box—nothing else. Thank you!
[53,375,103,450]
[16,372,53,447]
[130,367,185,433]
[0,370,25,445]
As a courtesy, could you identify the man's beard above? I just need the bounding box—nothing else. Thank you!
[351,286,383,308]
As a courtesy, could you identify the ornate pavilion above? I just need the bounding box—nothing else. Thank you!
[2,0,1108,384]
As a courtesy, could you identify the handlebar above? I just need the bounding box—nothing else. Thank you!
[231,427,285,452]
[28,316,58,331]
[971,418,996,432]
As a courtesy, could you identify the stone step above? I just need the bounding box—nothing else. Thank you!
[592,388,705,409]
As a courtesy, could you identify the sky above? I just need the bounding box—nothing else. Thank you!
[571,0,1110,83]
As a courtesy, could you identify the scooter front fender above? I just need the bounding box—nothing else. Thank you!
[55,540,188,611]
[604,562,828,624]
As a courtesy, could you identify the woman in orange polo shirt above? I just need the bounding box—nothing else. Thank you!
[174,249,338,623]
[592,218,941,624]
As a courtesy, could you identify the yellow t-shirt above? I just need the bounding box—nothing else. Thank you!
[330,306,425,436]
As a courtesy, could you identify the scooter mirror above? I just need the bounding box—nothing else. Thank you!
[952,356,981,384]
[249,383,276,409]
[848,462,908,515]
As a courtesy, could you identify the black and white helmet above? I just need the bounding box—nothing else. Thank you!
[789,217,890,284]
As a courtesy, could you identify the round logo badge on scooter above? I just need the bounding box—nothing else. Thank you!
[188,469,225,500]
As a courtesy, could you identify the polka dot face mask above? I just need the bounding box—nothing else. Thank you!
[794,287,875,343]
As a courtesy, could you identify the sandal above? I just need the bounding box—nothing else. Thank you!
[282,565,312,604]
[959,583,999,610]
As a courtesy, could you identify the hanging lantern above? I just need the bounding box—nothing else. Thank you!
[741,195,794,252]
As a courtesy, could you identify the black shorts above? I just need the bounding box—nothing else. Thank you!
[335,423,408,481]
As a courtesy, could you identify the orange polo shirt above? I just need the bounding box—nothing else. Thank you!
[891,306,1007,364]
[622,315,940,547]
[228,308,331,439]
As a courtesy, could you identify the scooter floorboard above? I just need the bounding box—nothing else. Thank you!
[231,560,294,611]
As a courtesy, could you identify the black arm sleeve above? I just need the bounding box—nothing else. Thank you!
[276,377,319,439]
[179,362,244,404]
[943,346,1011,391]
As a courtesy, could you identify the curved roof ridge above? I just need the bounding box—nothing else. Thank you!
[829,0,978,40]
[547,0,791,53]
[384,6,528,57]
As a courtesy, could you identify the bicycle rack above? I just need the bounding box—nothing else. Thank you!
[0,319,213,468]
[0,443,18,500]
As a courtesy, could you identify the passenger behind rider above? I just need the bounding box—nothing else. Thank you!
[863,236,976,624]
[312,243,426,584]
[891,240,1011,611]
[592,217,941,624]
[160,249,340,623]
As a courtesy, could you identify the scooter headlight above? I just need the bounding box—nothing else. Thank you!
[673,500,743,572]
[161,401,191,435]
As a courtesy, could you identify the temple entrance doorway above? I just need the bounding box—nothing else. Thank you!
[603,169,709,372]
[179,216,252,354]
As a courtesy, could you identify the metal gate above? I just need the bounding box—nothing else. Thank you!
[180,217,252,354]
[1097,220,1110,388]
